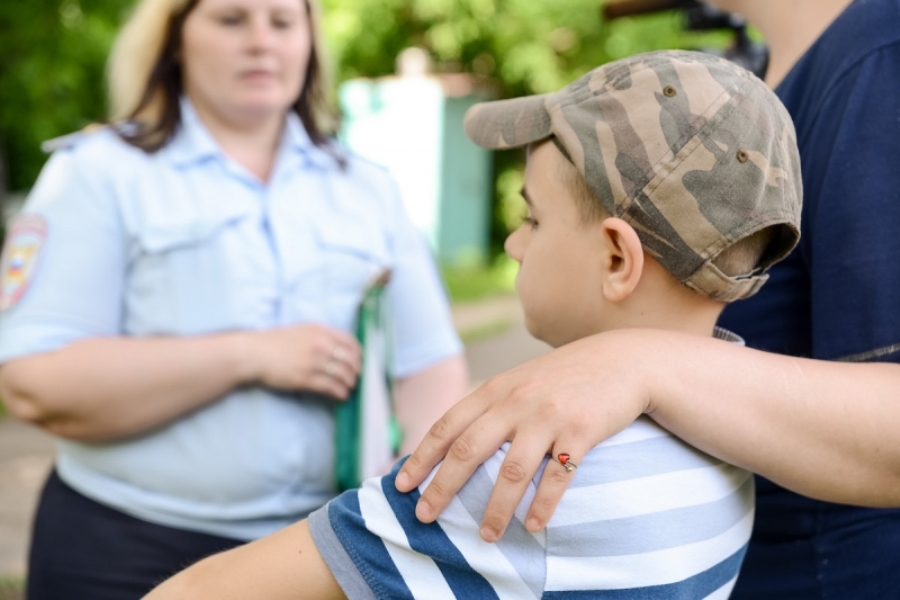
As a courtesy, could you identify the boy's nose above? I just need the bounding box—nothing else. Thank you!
[504,230,524,263]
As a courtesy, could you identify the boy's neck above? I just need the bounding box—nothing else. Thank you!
[564,258,726,347]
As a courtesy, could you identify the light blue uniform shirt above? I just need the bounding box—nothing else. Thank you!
[0,100,462,540]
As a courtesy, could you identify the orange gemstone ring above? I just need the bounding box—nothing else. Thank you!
[555,453,577,473]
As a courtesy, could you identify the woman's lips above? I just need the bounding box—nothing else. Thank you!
[239,69,276,83]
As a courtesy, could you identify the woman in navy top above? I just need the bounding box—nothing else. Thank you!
[395,1,900,598]
[0,0,467,597]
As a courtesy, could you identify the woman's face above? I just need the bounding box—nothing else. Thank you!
[181,0,312,124]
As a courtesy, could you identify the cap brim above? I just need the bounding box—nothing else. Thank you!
[463,94,553,149]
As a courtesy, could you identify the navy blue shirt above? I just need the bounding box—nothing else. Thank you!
[719,0,900,597]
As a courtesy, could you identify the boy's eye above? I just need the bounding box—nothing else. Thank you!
[521,214,538,228]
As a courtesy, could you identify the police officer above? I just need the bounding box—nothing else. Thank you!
[0,0,467,597]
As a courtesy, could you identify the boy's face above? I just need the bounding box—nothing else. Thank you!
[505,140,607,348]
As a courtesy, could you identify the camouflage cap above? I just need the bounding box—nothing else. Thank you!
[464,50,801,302]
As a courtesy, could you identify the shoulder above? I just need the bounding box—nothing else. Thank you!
[27,127,148,214]
[779,0,900,118]
[40,124,149,177]
[322,148,409,223]
[339,150,398,192]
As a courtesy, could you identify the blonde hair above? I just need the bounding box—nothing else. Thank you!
[106,0,338,153]
[107,0,194,124]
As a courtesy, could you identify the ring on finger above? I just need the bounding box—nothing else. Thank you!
[331,346,347,364]
[324,357,339,376]
[553,453,577,473]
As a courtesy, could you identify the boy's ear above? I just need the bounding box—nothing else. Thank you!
[599,217,644,302]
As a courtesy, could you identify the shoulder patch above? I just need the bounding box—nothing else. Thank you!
[0,214,48,311]
[40,123,107,154]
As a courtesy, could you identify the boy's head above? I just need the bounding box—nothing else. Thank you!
[464,50,801,347]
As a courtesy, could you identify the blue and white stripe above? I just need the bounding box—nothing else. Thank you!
[310,415,753,599]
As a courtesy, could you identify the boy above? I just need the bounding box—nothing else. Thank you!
[146,49,800,599]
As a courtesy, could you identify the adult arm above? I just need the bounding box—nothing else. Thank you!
[394,353,469,454]
[143,519,345,600]
[397,329,900,540]
[0,323,360,442]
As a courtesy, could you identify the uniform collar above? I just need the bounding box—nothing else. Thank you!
[279,109,337,171]
[166,97,335,171]
[165,98,222,167]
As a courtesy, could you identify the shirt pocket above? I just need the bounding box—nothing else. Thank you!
[126,206,255,335]
[312,219,392,330]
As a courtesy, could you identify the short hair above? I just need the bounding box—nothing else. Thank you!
[107,0,337,153]
[555,149,607,223]
[555,146,773,278]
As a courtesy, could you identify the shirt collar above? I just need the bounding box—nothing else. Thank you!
[166,97,336,171]
[280,110,339,171]
[713,327,746,346]
[164,97,223,167]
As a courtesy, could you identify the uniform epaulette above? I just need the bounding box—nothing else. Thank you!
[40,123,108,154]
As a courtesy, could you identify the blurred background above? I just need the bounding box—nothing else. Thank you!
[0,0,748,299]
[0,0,752,596]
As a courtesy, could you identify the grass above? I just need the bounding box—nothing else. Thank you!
[458,318,515,345]
[0,576,24,600]
[441,255,517,303]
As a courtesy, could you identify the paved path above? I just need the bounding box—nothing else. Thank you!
[0,419,54,577]
[0,303,549,578]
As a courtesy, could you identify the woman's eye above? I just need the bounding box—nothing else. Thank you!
[272,17,295,29]
[522,214,538,228]
[218,14,243,25]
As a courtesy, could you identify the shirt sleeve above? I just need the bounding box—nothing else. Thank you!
[381,176,463,378]
[802,44,900,362]
[0,144,126,363]
[308,454,546,599]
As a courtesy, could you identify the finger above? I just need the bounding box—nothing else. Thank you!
[525,445,588,534]
[333,341,361,375]
[477,432,553,542]
[412,403,516,524]
[323,356,357,390]
[394,384,498,493]
[326,329,362,356]
[309,373,351,401]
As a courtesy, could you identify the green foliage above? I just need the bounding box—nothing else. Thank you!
[0,0,124,193]
[0,575,24,600]
[321,0,732,259]
[0,0,734,265]
[441,254,517,303]
[321,0,731,99]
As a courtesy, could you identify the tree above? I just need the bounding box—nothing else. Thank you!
[0,0,122,195]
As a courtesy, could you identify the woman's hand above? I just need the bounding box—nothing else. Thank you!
[395,325,900,541]
[244,324,362,400]
[395,329,654,542]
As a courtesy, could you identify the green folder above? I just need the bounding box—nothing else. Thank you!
[334,269,403,492]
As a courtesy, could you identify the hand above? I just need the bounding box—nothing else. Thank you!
[245,324,362,400]
[394,329,654,541]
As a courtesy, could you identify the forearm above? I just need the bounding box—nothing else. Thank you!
[635,329,900,506]
[395,354,469,454]
[0,334,256,442]
[144,520,345,600]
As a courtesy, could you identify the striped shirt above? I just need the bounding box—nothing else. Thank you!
[309,333,753,599]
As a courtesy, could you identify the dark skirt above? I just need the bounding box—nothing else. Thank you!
[26,470,245,600]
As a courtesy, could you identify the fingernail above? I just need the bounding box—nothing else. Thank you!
[480,526,499,542]
[416,499,433,522]
[526,517,541,532]
[395,472,409,490]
